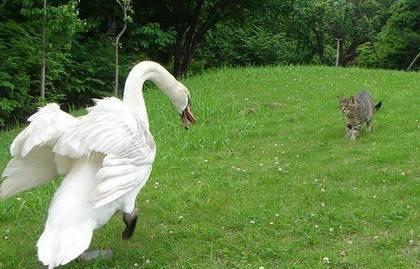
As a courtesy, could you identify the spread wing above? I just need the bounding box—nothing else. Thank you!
[54,97,156,208]
[0,104,77,198]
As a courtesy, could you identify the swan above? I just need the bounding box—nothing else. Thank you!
[0,61,196,268]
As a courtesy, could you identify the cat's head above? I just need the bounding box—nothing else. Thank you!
[339,96,356,115]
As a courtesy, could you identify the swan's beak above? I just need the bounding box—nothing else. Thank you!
[181,105,196,130]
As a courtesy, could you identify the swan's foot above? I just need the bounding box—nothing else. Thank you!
[77,249,113,261]
[122,208,138,240]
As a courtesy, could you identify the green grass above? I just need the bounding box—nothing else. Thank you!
[0,65,419,269]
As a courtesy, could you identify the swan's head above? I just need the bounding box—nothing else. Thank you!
[170,82,196,129]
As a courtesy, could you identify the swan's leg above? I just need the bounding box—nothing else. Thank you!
[122,208,138,240]
[77,249,113,261]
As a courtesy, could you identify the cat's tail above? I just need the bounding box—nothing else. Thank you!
[374,101,382,112]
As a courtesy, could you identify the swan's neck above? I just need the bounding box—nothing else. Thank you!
[122,62,180,127]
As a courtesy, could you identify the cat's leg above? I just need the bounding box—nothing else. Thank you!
[349,124,362,141]
[345,124,352,138]
[366,121,372,132]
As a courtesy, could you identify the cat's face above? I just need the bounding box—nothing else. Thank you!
[339,97,356,115]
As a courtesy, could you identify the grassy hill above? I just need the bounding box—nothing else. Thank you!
[0,66,419,268]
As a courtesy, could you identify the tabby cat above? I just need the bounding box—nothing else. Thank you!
[339,91,382,141]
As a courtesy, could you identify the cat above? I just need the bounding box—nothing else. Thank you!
[339,91,382,141]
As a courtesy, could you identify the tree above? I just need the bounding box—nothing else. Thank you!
[357,0,419,69]
[114,0,132,97]
[137,0,258,78]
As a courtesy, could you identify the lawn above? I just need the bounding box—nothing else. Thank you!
[0,65,419,269]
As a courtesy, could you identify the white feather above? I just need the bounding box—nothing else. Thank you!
[0,104,76,199]
[1,61,190,268]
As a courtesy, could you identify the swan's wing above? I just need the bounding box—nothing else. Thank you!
[54,97,156,208]
[0,104,77,198]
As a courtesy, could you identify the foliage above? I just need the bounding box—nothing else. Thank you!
[0,21,39,128]
[357,0,420,70]
[0,0,418,127]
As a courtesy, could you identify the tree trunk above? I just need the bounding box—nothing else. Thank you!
[173,29,187,79]
[114,21,127,97]
[40,0,47,99]
[173,0,223,79]
[335,39,341,67]
[407,52,420,71]
[114,43,119,97]
[114,0,130,97]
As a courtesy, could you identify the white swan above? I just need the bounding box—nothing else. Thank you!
[0,61,196,268]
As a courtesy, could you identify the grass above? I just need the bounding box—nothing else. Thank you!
[0,65,419,269]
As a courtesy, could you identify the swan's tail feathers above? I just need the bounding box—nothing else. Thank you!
[0,147,56,199]
[37,221,94,268]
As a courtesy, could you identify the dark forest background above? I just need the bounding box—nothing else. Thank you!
[0,0,419,128]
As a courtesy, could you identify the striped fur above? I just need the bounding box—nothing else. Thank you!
[339,91,382,141]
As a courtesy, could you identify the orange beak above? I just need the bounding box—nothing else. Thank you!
[181,105,196,130]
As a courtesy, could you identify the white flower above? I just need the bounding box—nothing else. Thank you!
[322,257,330,264]
[259,163,263,166]
[269,222,274,225]
[204,159,208,163]
[314,225,319,229]
[250,220,255,224]
[178,216,184,220]
[236,167,241,171]
[408,239,414,245]
[278,167,283,171]
[400,172,406,176]
[134,263,139,267]
[16,197,22,201]
[274,161,279,165]
[310,213,315,217]
[321,188,325,192]
[314,178,319,182]
[340,250,346,256]
[321,203,325,207]
[275,213,279,217]
[329,227,334,232]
